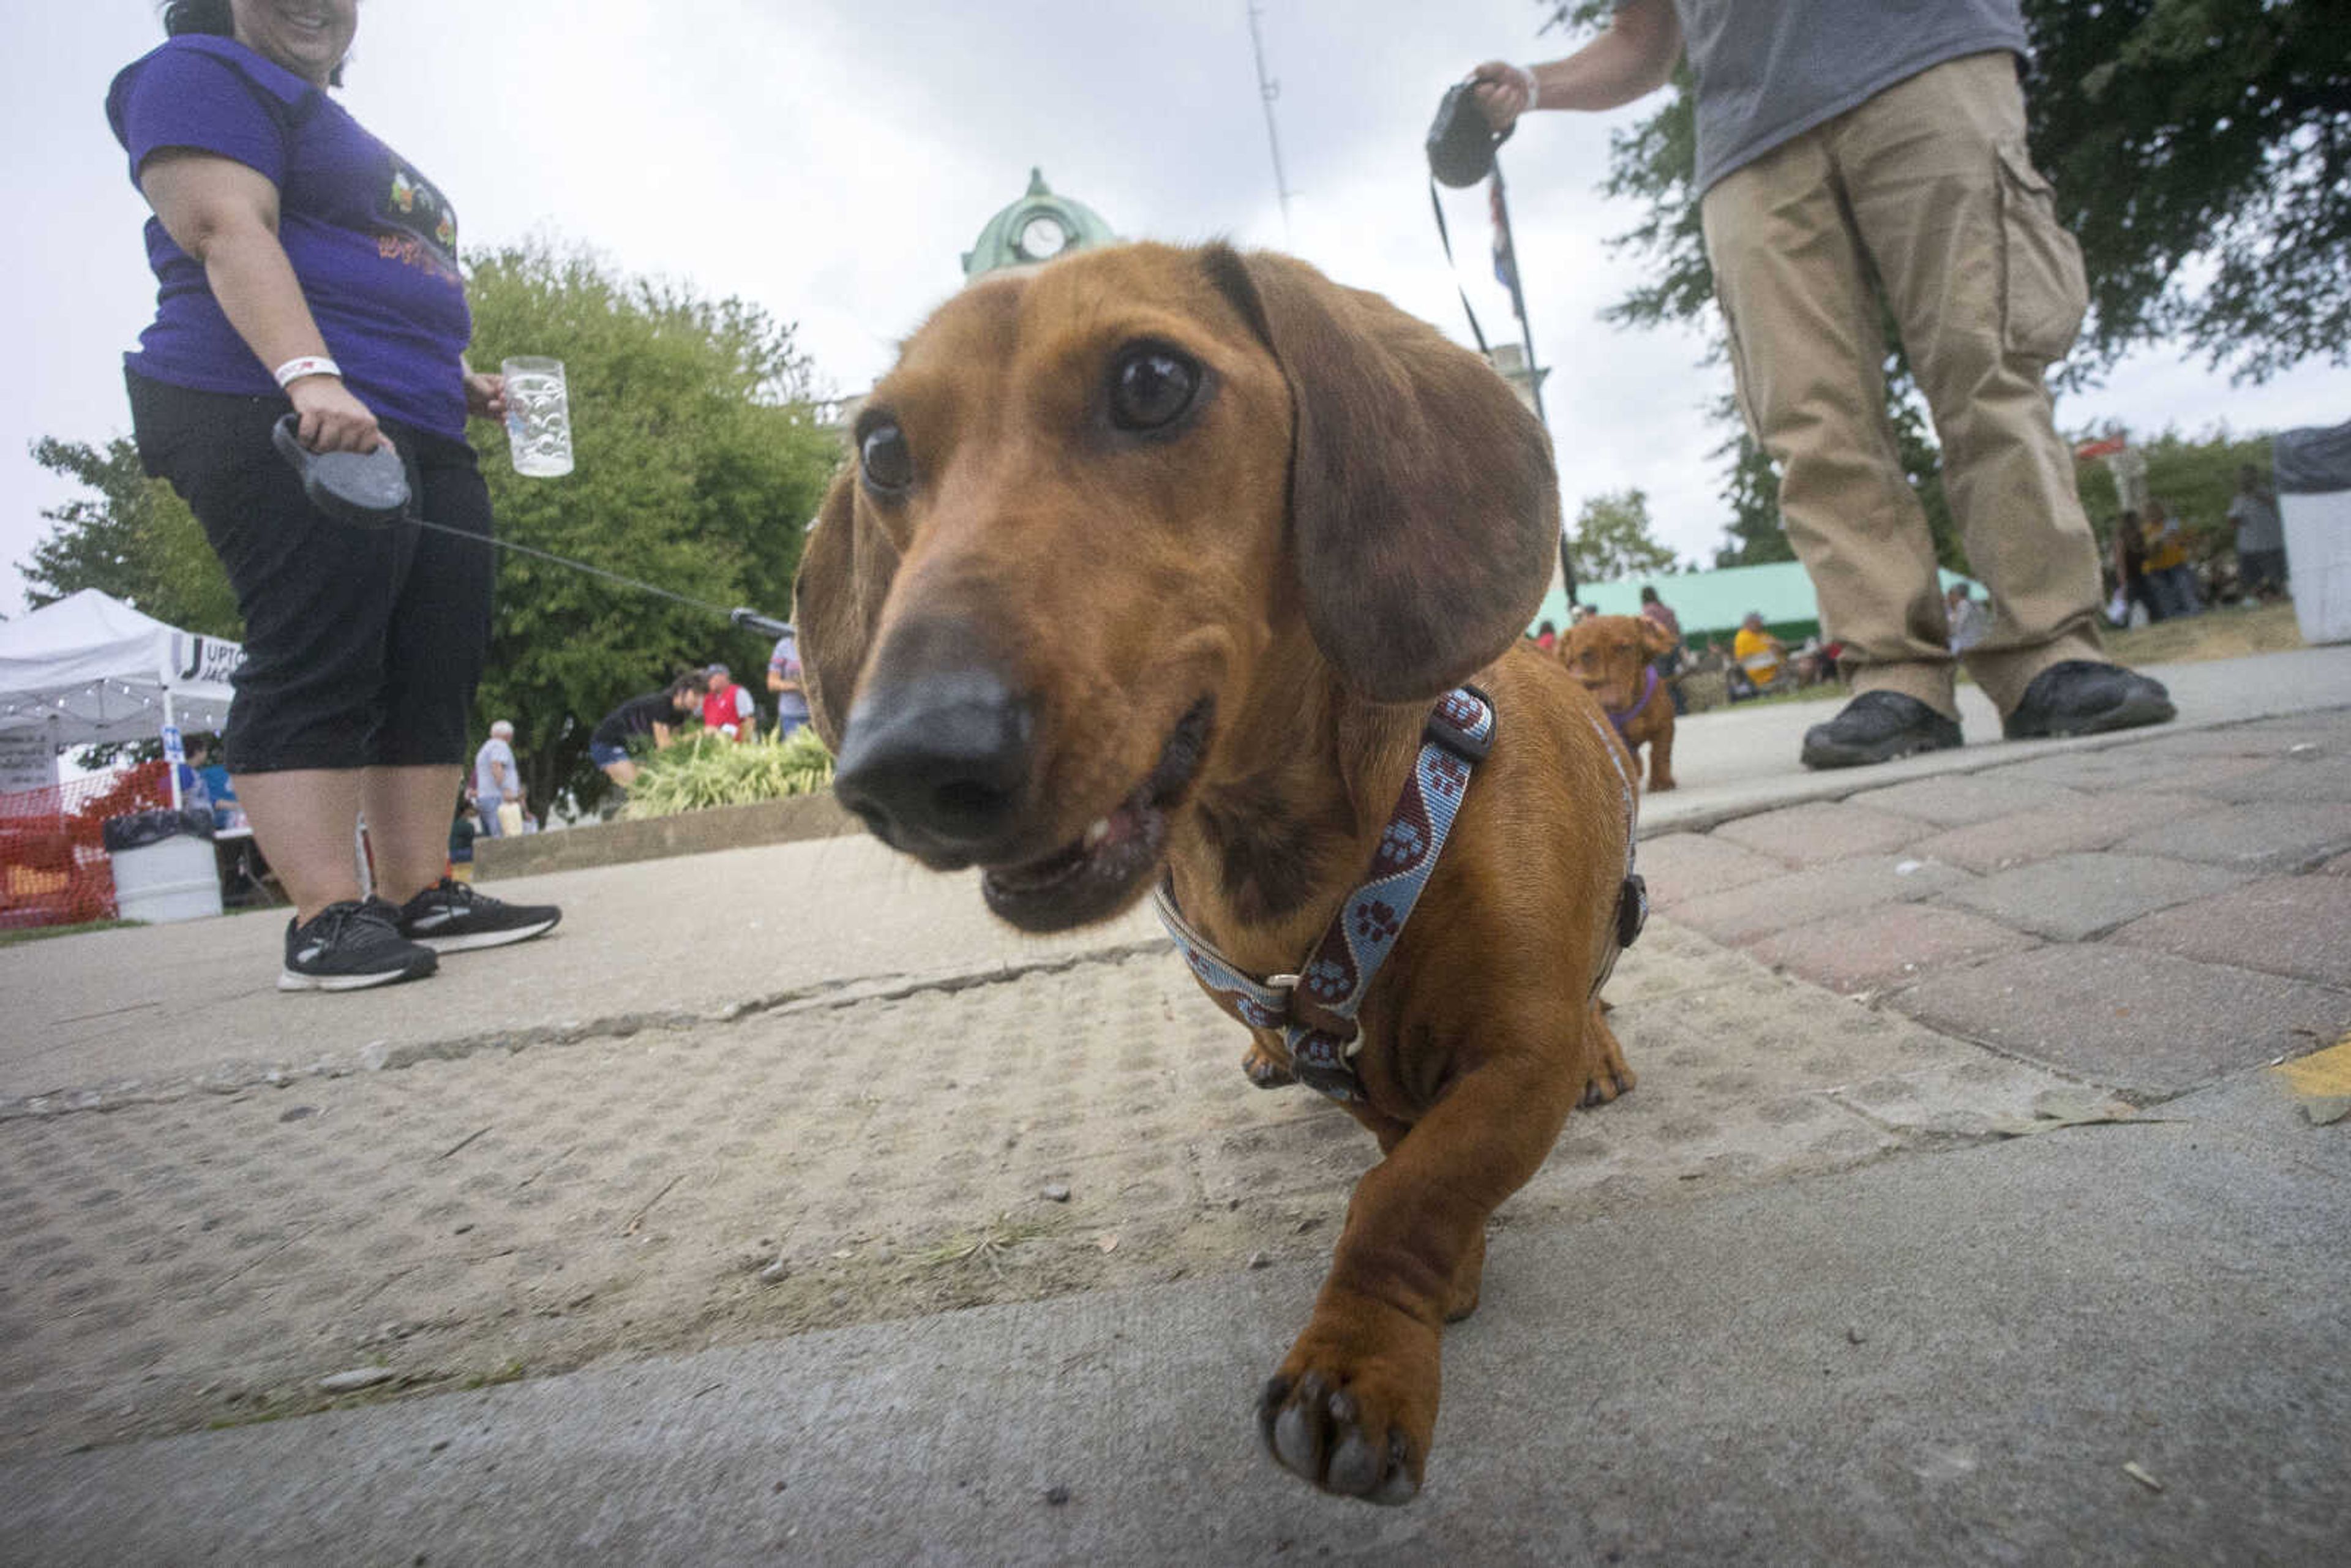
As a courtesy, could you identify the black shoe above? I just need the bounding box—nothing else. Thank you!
[396,877,561,953]
[2003,660,2176,740]
[1800,691,1964,770]
[280,898,438,992]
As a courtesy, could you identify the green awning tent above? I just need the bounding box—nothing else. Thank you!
[1529,560,1982,648]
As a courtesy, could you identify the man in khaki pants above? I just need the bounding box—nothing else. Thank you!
[1470,0,2173,767]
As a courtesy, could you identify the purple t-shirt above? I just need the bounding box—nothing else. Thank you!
[108,35,471,438]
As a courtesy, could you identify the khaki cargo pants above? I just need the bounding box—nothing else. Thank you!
[1701,51,2104,718]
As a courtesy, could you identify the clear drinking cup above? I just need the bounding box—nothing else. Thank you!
[501,356,574,478]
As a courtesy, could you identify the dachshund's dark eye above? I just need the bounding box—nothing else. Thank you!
[1109,347,1201,432]
[860,422,913,493]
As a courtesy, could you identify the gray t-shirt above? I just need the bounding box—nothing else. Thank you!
[1633,0,2031,192]
[473,736,515,798]
[2227,490,2285,553]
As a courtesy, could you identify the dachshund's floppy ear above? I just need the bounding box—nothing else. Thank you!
[1638,615,1679,659]
[792,467,898,752]
[1204,246,1559,703]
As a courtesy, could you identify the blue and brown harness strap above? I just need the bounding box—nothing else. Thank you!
[1157,685,1646,1103]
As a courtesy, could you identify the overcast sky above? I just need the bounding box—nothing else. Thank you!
[8,0,2350,618]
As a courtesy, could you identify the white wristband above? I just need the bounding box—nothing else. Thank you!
[273,355,341,388]
[1517,64,1543,109]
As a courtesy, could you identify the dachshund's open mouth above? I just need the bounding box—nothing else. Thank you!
[981,698,1213,932]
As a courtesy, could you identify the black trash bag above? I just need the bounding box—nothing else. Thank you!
[2273,419,2351,495]
[1427,81,1512,188]
[102,807,216,853]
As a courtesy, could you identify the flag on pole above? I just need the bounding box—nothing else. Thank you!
[1488,176,1520,309]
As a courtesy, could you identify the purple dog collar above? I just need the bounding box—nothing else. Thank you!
[1606,666,1660,737]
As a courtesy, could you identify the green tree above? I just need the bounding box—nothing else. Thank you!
[463,239,841,811]
[19,436,239,636]
[1543,0,2349,557]
[1567,487,1680,583]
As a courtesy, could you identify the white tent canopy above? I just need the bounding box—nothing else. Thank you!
[0,589,242,748]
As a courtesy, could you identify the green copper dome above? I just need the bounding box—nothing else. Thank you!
[961,168,1120,280]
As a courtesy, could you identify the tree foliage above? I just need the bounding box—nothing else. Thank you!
[1567,487,1681,582]
[1542,0,2349,560]
[463,239,841,810]
[19,436,239,637]
[18,238,843,812]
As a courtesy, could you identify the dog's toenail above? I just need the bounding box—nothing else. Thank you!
[1273,1401,1320,1476]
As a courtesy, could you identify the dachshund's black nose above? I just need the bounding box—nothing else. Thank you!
[833,662,1034,860]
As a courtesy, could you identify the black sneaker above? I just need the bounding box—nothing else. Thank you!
[2003,660,2176,740]
[1800,690,1965,770]
[280,898,438,992]
[396,877,561,953]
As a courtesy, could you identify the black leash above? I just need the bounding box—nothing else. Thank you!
[1428,175,1494,360]
[272,415,791,638]
[1426,168,1572,602]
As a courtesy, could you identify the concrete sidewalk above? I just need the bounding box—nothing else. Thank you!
[2,650,2347,1564]
[6,1089,2345,1566]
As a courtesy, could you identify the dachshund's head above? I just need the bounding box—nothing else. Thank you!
[793,242,1558,932]
[1559,614,1676,716]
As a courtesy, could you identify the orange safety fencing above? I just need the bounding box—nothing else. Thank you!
[0,760,170,929]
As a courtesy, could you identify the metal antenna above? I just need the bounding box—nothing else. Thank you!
[1246,0,1295,241]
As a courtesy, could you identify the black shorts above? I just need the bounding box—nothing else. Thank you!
[127,370,493,774]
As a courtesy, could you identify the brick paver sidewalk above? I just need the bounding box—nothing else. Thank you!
[1646,710,2351,1101]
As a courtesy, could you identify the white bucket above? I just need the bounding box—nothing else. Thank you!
[111,833,222,923]
[2281,489,2351,645]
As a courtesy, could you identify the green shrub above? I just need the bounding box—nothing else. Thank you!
[619,727,834,819]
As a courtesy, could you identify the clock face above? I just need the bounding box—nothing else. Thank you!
[1018,213,1069,261]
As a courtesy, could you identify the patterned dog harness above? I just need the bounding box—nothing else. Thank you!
[1606,666,1660,737]
[1156,686,1647,1105]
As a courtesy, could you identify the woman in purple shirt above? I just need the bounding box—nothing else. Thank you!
[111,1,558,989]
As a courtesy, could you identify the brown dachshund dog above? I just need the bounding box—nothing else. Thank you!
[794,242,1640,1505]
[1559,613,1679,792]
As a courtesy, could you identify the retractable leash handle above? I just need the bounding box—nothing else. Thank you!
[729,609,793,638]
[272,413,411,528]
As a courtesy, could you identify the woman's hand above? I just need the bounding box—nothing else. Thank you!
[287,373,386,452]
[463,369,508,422]
[1469,61,1540,130]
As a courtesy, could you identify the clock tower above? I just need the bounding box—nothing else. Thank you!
[961,168,1120,280]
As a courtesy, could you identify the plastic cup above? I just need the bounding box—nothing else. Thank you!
[501,356,574,478]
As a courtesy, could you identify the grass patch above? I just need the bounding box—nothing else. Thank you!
[620,729,834,820]
[2104,598,2306,666]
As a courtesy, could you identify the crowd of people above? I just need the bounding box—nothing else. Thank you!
[588,629,809,791]
[2107,465,2292,628]
[1530,588,1849,717]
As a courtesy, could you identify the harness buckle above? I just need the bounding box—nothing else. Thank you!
[1423,683,1494,763]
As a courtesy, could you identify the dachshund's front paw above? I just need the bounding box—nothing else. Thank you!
[1242,1041,1295,1089]
[1581,1007,1637,1108]
[1257,1307,1439,1504]
[1580,1059,1637,1107]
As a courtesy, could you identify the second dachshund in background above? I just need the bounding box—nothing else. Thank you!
[1560,613,1678,792]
